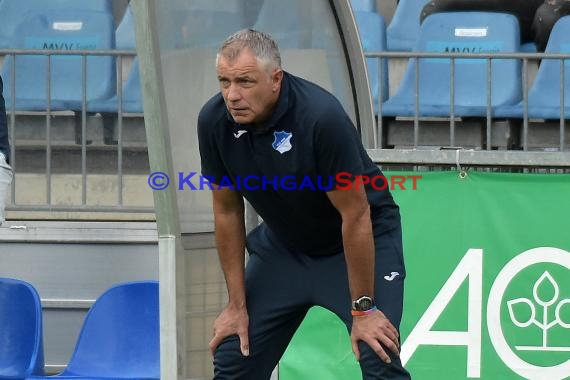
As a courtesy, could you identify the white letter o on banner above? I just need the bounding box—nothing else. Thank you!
[487,247,570,380]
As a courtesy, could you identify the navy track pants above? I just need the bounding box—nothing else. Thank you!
[213,222,411,379]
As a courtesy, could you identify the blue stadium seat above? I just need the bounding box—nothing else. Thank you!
[2,11,116,111]
[354,10,389,110]
[387,0,430,51]
[350,0,376,12]
[382,12,522,118]
[0,277,44,379]
[496,16,570,119]
[520,42,537,53]
[115,4,136,50]
[0,0,112,48]
[88,58,143,114]
[27,281,159,380]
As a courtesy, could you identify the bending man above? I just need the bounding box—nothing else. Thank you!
[198,29,411,379]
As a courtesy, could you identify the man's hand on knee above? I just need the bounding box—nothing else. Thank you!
[209,303,250,357]
[350,308,400,363]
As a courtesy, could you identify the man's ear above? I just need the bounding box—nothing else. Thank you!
[272,69,284,91]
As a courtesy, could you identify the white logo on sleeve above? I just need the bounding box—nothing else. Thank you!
[233,130,248,139]
[384,271,400,281]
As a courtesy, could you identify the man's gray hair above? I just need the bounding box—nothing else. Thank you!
[217,29,282,71]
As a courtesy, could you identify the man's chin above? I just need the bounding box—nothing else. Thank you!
[231,115,254,124]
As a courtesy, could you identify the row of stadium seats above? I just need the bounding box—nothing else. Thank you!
[0,0,258,51]
[352,7,570,120]
[0,0,252,114]
[358,0,535,52]
[3,0,568,120]
[0,0,139,114]
[0,277,159,379]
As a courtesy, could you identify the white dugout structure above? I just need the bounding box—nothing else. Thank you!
[131,0,374,377]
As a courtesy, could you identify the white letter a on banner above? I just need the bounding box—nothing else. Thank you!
[401,249,483,378]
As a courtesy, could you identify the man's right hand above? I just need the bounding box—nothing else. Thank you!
[209,303,250,357]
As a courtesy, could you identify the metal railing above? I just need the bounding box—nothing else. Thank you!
[1,49,153,216]
[364,50,570,169]
[4,48,570,220]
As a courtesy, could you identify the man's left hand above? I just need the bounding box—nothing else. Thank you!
[350,308,400,363]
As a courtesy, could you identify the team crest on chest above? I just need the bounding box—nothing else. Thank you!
[272,131,293,154]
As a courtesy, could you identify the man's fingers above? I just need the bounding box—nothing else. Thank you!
[238,330,250,357]
[377,310,400,339]
[386,321,400,340]
[209,334,222,356]
[376,316,400,350]
[378,333,400,357]
[351,339,361,361]
[380,324,400,351]
[367,339,392,364]
[209,332,249,357]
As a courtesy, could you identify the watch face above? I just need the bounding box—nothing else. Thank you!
[353,296,374,311]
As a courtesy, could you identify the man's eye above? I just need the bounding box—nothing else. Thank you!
[220,79,230,87]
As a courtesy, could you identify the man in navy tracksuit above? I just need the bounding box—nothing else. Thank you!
[0,75,13,225]
[198,29,411,379]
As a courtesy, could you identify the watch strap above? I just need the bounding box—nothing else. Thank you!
[351,306,378,317]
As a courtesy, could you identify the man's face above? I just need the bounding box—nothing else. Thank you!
[217,48,282,125]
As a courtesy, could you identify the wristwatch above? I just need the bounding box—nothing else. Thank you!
[352,295,374,311]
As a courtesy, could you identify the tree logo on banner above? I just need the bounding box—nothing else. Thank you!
[507,271,570,352]
[488,247,570,380]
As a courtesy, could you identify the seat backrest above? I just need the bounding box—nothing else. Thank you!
[350,0,375,12]
[0,277,44,378]
[63,281,159,378]
[1,10,116,108]
[354,10,388,106]
[394,12,521,108]
[527,15,570,109]
[387,0,431,51]
[115,4,136,50]
[0,0,112,48]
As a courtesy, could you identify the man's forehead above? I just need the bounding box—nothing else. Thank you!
[219,46,258,64]
[217,64,259,76]
[217,54,262,75]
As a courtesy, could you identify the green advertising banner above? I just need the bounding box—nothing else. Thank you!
[279,171,570,379]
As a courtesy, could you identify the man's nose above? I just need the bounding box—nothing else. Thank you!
[226,84,241,102]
